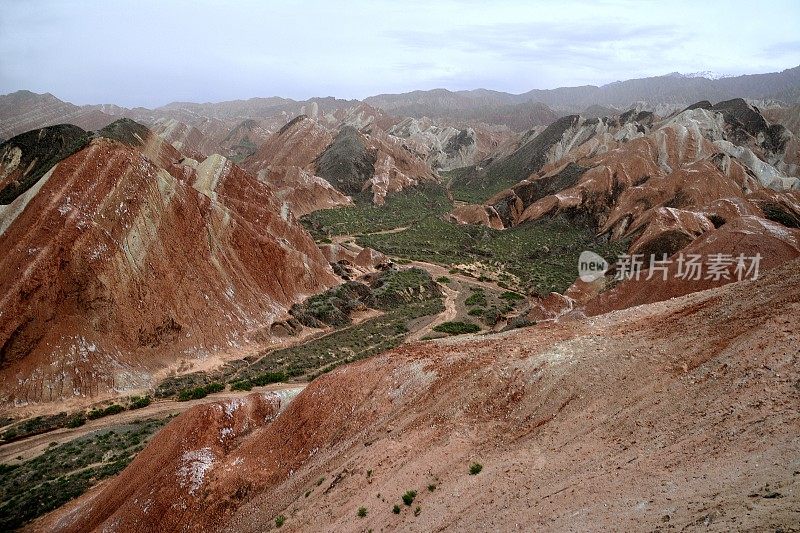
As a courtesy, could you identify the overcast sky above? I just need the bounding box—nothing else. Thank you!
[1,0,798,107]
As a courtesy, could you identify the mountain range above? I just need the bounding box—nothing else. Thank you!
[3,66,799,141]
[1,63,799,532]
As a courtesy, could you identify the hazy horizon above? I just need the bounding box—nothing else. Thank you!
[2,0,799,108]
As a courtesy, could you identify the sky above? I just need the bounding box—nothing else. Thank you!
[1,0,799,108]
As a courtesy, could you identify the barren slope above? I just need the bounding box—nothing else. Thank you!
[37,259,800,532]
[0,120,337,406]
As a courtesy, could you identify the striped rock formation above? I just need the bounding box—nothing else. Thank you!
[0,120,336,405]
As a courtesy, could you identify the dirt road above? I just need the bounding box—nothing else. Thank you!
[0,383,305,463]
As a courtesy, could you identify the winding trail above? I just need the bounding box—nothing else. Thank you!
[407,283,458,342]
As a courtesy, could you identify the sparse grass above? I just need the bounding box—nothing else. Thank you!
[427,484,437,492]
[0,416,170,530]
[402,490,417,506]
[469,462,483,475]
[433,321,480,335]
[414,506,422,517]
[442,165,509,204]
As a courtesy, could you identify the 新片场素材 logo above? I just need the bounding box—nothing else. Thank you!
[578,251,609,282]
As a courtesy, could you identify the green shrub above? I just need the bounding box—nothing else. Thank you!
[435,276,451,284]
[469,462,483,475]
[432,321,480,335]
[499,291,525,301]
[230,380,253,392]
[427,484,436,492]
[66,416,86,428]
[357,507,368,518]
[177,387,206,402]
[402,490,417,506]
[467,308,483,316]
[482,307,501,327]
[414,506,421,516]
[205,382,224,394]
[392,504,401,514]
[87,404,125,420]
[129,396,151,409]
[104,404,124,416]
[464,291,486,307]
[249,372,285,387]
[177,382,224,401]
[275,515,286,527]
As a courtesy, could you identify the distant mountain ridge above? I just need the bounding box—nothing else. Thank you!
[2,65,799,138]
[366,65,800,115]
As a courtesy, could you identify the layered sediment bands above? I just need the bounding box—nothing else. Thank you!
[0,123,336,404]
[37,259,800,532]
[0,91,117,140]
[242,116,351,215]
[584,216,800,314]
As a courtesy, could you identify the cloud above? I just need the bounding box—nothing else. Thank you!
[0,0,798,105]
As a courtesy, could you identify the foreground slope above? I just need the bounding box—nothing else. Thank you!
[0,120,337,405]
[38,258,800,532]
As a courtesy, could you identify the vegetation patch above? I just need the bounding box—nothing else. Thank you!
[433,321,481,335]
[302,183,452,237]
[128,396,152,410]
[176,382,225,402]
[291,281,374,328]
[358,216,626,296]
[0,416,170,530]
[464,290,487,307]
[0,413,72,444]
[499,291,525,301]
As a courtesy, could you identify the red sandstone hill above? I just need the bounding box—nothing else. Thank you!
[35,258,800,532]
[242,115,437,209]
[0,91,117,141]
[0,119,337,406]
[452,101,800,312]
